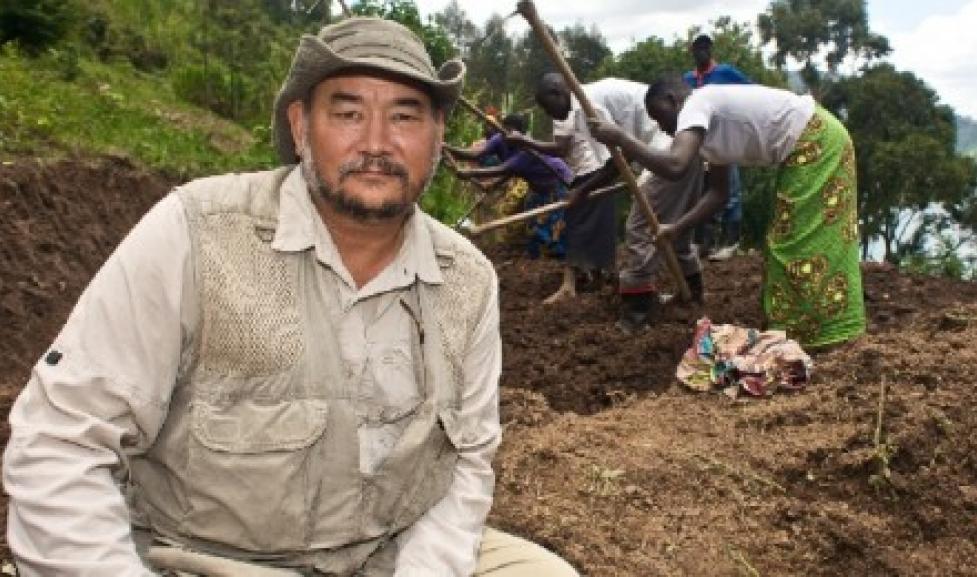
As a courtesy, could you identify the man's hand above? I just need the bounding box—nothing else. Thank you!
[588,119,627,147]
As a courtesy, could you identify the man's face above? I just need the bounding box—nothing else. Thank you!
[289,72,444,222]
[646,95,679,136]
[691,43,712,69]
[537,87,571,121]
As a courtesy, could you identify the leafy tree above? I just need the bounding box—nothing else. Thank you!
[508,25,566,137]
[758,0,890,94]
[351,0,455,66]
[433,0,479,59]
[466,14,515,108]
[822,63,977,263]
[261,0,333,26]
[598,35,683,83]
[560,23,611,83]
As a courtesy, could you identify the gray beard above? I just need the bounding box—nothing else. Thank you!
[299,135,440,224]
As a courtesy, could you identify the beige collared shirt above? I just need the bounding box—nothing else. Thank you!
[3,168,501,576]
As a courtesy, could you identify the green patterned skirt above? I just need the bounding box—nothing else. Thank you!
[764,107,866,348]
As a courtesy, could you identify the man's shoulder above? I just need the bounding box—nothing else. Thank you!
[715,63,745,72]
[712,64,751,83]
[176,167,293,221]
[419,212,494,277]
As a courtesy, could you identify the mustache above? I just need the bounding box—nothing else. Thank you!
[337,154,409,181]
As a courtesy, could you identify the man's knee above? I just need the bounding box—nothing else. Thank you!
[475,528,579,576]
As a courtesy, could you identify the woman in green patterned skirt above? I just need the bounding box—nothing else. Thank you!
[588,76,865,348]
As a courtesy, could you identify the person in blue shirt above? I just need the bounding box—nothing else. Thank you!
[684,33,751,261]
[684,33,752,87]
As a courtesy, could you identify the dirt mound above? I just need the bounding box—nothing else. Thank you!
[2,157,976,576]
[0,156,174,436]
[488,246,977,576]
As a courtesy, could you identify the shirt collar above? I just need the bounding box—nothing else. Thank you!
[271,166,443,288]
[271,166,317,253]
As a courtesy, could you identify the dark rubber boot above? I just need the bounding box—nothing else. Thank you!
[617,291,656,333]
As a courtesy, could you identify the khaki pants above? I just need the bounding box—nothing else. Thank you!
[475,528,579,576]
[142,527,579,576]
[619,164,704,292]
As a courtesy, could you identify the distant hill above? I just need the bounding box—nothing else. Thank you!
[957,114,977,156]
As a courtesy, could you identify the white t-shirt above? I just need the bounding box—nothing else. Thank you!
[676,84,816,166]
[553,78,665,176]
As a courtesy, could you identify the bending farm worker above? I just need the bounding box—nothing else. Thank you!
[589,76,866,347]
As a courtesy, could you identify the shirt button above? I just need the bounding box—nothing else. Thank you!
[45,350,63,366]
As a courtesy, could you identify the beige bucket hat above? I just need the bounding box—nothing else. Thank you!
[272,17,465,164]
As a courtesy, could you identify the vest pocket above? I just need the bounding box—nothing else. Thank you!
[184,398,329,551]
[192,398,328,453]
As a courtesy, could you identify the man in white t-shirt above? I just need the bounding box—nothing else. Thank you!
[509,73,703,330]
[588,76,866,348]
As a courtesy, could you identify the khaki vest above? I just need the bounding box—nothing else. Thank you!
[126,168,495,576]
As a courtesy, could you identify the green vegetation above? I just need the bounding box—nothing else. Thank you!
[823,64,977,264]
[758,0,890,96]
[0,44,275,177]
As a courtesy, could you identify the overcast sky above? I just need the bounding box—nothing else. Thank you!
[412,0,977,119]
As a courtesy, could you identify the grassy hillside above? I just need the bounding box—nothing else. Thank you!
[0,45,276,177]
[0,0,483,220]
[0,0,313,176]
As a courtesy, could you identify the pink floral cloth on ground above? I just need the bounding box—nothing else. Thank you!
[676,317,813,397]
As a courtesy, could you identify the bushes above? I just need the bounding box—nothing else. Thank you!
[171,62,239,120]
[0,0,79,55]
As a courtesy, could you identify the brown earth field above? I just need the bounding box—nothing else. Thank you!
[2,157,977,576]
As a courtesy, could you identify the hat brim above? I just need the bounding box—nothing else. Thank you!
[272,34,465,164]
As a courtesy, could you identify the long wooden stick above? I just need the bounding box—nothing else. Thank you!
[464,183,624,236]
[515,0,691,301]
[457,96,572,186]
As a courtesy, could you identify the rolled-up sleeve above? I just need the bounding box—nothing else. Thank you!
[3,193,194,577]
[393,267,502,577]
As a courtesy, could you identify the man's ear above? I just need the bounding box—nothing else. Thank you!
[287,100,307,157]
[434,109,446,145]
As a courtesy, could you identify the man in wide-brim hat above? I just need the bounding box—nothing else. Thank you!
[4,16,578,577]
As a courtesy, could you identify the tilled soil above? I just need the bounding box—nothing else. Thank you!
[489,243,977,576]
[2,157,976,575]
